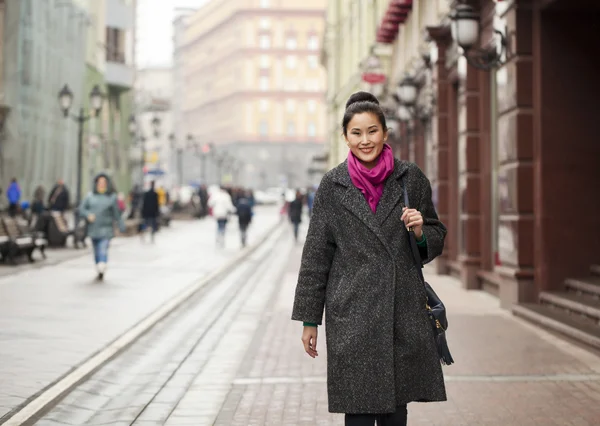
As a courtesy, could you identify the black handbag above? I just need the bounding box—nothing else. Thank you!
[402,177,454,365]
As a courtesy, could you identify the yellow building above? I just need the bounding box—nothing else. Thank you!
[176,0,327,188]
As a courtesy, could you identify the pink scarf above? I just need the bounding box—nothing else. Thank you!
[347,144,395,213]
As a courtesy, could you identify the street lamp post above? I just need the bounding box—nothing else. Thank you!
[58,83,104,247]
[128,116,146,187]
[201,143,212,184]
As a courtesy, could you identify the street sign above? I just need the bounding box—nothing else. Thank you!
[362,72,387,84]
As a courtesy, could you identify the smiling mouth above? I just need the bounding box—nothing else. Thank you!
[359,147,374,154]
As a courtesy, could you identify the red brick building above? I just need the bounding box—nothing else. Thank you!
[378,0,600,348]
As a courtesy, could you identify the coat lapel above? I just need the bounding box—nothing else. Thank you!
[374,160,409,225]
[332,160,408,256]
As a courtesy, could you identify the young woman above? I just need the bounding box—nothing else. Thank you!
[292,92,447,426]
[79,173,125,281]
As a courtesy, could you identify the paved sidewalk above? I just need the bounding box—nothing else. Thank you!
[0,207,279,421]
[211,242,600,425]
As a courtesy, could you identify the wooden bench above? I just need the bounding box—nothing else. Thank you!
[14,217,47,259]
[0,217,35,264]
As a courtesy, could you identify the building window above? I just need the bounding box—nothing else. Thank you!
[259,76,270,91]
[285,55,297,69]
[106,27,125,62]
[260,55,270,69]
[305,79,319,91]
[259,99,269,112]
[307,34,319,50]
[287,121,296,136]
[283,79,298,91]
[285,36,297,50]
[307,122,316,137]
[286,99,296,113]
[259,35,271,49]
[259,18,271,29]
[307,100,316,113]
[259,0,269,8]
[308,55,319,69]
[259,120,268,136]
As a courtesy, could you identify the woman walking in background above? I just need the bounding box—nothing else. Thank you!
[79,173,125,281]
[288,190,304,242]
[292,92,447,425]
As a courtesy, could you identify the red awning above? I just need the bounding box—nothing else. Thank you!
[377,0,413,44]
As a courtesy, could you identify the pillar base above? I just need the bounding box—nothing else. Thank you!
[497,266,536,309]
[458,255,480,290]
[432,256,449,275]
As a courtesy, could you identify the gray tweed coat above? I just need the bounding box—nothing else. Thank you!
[292,159,447,414]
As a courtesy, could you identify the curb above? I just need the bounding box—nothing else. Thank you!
[2,220,283,426]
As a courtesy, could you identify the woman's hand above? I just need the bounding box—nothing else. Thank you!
[87,213,96,223]
[302,326,319,358]
[401,207,424,240]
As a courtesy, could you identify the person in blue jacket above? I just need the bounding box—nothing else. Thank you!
[7,178,21,217]
[78,173,125,281]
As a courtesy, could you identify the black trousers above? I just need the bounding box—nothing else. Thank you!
[345,405,407,426]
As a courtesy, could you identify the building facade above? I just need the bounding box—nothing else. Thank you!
[325,0,600,348]
[1,0,87,204]
[81,0,135,196]
[322,0,394,169]
[176,0,327,189]
[0,0,134,208]
[134,67,174,189]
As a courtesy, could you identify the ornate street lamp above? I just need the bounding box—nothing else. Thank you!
[57,83,105,248]
[397,105,412,123]
[451,4,508,70]
[151,115,161,138]
[128,115,137,137]
[397,75,418,107]
[58,85,73,117]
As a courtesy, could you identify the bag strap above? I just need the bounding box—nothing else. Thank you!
[402,176,425,283]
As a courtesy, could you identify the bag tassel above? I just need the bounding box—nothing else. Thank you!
[435,332,454,366]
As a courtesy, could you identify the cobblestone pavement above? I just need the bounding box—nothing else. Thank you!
[0,207,279,422]
[32,223,293,426]
[209,241,600,426]
[7,217,600,425]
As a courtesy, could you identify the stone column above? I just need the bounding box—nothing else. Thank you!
[495,0,536,307]
[426,26,452,274]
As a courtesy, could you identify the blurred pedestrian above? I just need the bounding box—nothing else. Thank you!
[78,173,125,281]
[127,184,142,219]
[198,185,209,217]
[141,181,160,243]
[208,186,235,248]
[117,192,126,214]
[288,190,303,242]
[307,186,316,219]
[32,185,45,214]
[48,179,70,213]
[6,178,21,217]
[235,190,253,248]
[292,92,448,425]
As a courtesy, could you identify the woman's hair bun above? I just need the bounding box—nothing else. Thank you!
[345,91,380,110]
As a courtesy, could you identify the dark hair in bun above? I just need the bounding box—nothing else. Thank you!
[342,91,387,136]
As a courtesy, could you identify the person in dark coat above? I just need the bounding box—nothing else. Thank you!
[198,185,209,217]
[291,92,447,425]
[128,184,142,219]
[235,190,253,247]
[288,190,304,242]
[48,179,70,213]
[141,181,160,243]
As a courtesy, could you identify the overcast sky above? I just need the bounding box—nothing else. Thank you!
[136,0,208,68]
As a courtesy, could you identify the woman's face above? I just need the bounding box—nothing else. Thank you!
[96,177,108,193]
[344,112,388,169]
